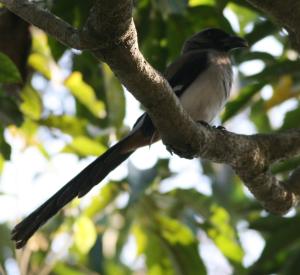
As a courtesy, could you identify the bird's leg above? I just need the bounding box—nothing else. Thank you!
[165,143,196,159]
[197,120,227,132]
[196,120,211,128]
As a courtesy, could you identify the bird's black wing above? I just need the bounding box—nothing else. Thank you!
[164,50,209,97]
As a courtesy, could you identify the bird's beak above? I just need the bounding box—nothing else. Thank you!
[223,35,248,50]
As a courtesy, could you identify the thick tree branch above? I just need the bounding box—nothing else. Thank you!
[0,0,93,49]
[246,0,300,52]
[2,0,300,214]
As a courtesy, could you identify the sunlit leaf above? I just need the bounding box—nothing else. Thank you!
[63,136,106,156]
[73,215,97,254]
[28,53,51,79]
[207,205,244,263]
[40,115,87,136]
[20,85,42,120]
[8,119,38,146]
[0,52,22,83]
[0,154,4,172]
[189,0,215,7]
[155,214,194,245]
[265,75,299,110]
[228,2,258,32]
[29,28,52,79]
[65,72,106,118]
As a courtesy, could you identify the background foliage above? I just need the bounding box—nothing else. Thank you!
[0,0,300,274]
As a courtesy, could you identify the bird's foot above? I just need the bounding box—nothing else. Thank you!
[215,125,227,132]
[166,143,196,159]
[197,121,227,132]
[197,120,210,128]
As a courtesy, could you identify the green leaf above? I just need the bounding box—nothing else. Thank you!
[156,214,194,245]
[207,205,244,263]
[0,52,22,83]
[227,2,257,32]
[281,106,300,130]
[63,136,106,157]
[244,20,278,45]
[73,216,97,254]
[83,181,121,218]
[189,0,216,7]
[40,115,87,136]
[20,85,42,120]
[65,72,106,119]
[222,82,264,122]
[250,99,272,132]
[102,64,126,128]
[250,216,300,273]
[271,156,300,174]
[53,262,85,275]
[28,53,51,79]
[133,224,175,275]
[0,89,23,126]
[0,154,4,173]
[133,210,206,275]
[0,126,11,160]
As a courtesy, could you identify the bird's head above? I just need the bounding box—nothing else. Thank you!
[182,28,248,54]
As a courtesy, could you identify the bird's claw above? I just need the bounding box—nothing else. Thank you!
[166,143,196,159]
[197,120,227,132]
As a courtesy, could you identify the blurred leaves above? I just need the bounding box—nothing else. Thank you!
[0,88,23,126]
[74,216,97,254]
[20,85,42,120]
[63,136,107,157]
[1,0,300,275]
[222,82,264,122]
[65,72,106,119]
[102,64,126,129]
[40,115,87,136]
[206,205,243,263]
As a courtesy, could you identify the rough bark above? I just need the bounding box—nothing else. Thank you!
[1,0,300,214]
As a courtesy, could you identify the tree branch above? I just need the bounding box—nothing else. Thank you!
[0,0,93,49]
[2,0,300,214]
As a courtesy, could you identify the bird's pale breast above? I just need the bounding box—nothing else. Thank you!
[179,51,232,122]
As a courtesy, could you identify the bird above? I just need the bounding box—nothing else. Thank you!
[12,28,248,248]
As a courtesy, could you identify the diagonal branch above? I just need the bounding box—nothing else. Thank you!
[0,0,92,49]
[2,0,300,214]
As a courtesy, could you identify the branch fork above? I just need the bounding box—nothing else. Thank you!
[1,0,300,214]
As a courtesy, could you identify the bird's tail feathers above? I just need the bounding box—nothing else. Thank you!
[11,134,136,248]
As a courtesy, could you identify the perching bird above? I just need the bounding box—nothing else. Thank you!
[12,28,247,248]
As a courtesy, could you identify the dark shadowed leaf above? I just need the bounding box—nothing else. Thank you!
[0,52,22,83]
[222,82,264,122]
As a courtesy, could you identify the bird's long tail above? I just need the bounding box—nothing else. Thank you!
[11,131,142,248]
